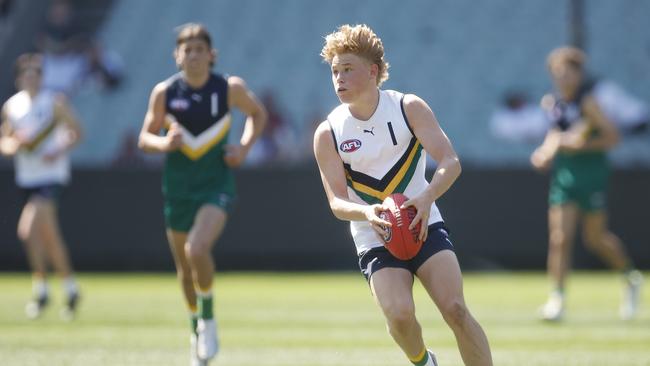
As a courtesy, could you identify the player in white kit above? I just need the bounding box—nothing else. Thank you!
[313,25,492,366]
[0,53,82,320]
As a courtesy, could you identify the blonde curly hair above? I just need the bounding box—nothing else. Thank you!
[320,24,390,86]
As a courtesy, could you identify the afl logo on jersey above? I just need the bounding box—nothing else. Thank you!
[340,139,362,153]
[170,98,190,111]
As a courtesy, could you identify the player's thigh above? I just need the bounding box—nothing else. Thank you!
[17,201,38,240]
[188,204,228,251]
[548,204,580,243]
[370,267,416,319]
[18,197,52,239]
[167,229,190,270]
[36,201,64,242]
[415,250,465,310]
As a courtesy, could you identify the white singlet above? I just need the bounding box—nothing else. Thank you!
[327,89,443,254]
[4,90,70,188]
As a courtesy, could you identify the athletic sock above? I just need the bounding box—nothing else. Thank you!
[33,278,49,299]
[190,312,199,335]
[196,289,213,319]
[551,287,564,298]
[62,276,78,297]
[409,347,429,366]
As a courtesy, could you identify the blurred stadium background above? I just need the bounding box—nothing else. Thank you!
[1,0,648,271]
[1,1,649,365]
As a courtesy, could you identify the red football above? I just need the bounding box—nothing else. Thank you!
[379,193,422,260]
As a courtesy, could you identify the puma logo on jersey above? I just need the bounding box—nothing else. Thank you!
[340,139,362,153]
[363,127,375,135]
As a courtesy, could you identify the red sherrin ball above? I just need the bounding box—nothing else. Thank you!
[379,193,422,260]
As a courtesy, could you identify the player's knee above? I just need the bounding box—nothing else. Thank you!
[440,299,469,328]
[549,229,568,248]
[184,240,208,262]
[383,302,416,333]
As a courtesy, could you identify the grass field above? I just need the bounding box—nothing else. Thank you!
[0,272,648,366]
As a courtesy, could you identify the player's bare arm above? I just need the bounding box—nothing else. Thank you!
[224,76,267,167]
[138,82,183,153]
[402,94,461,241]
[313,121,390,235]
[0,104,20,156]
[578,96,620,151]
[531,129,561,171]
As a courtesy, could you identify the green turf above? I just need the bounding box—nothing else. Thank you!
[0,272,648,365]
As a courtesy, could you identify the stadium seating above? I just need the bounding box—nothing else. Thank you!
[69,0,650,166]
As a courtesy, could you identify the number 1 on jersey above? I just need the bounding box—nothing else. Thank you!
[211,93,218,117]
[387,121,398,145]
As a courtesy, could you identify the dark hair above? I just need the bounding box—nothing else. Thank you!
[14,53,43,77]
[175,23,212,48]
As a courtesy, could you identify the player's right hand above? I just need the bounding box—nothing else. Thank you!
[0,137,20,156]
[530,148,551,171]
[365,204,391,238]
[164,122,183,151]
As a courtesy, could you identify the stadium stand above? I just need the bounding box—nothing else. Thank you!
[3,0,650,166]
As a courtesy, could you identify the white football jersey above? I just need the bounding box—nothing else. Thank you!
[5,90,70,187]
[327,89,443,254]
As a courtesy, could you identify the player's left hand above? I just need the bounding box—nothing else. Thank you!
[223,144,248,167]
[401,194,432,242]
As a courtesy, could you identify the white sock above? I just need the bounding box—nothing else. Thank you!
[62,277,78,296]
[196,288,212,297]
[33,278,49,298]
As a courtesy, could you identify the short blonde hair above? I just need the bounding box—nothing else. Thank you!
[320,24,390,86]
[547,46,586,71]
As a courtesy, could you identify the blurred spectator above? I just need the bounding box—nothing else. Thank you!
[36,0,123,95]
[37,0,87,94]
[490,90,550,144]
[246,91,299,166]
[0,0,12,19]
[86,41,124,90]
[111,129,155,168]
[592,79,649,135]
[0,0,13,33]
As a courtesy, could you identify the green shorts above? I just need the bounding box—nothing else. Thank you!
[549,168,608,212]
[549,182,606,212]
[549,152,609,212]
[164,191,236,232]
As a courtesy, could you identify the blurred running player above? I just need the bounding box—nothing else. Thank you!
[138,23,266,365]
[531,46,643,321]
[0,53,82,321]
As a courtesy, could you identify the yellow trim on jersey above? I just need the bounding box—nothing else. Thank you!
[178,119,230,160]
[164,114,231,160]
[23,120,58,152]
[347,140,421,200]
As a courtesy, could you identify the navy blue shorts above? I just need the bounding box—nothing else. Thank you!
[358,222,454,281]
[20,184,64,204]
